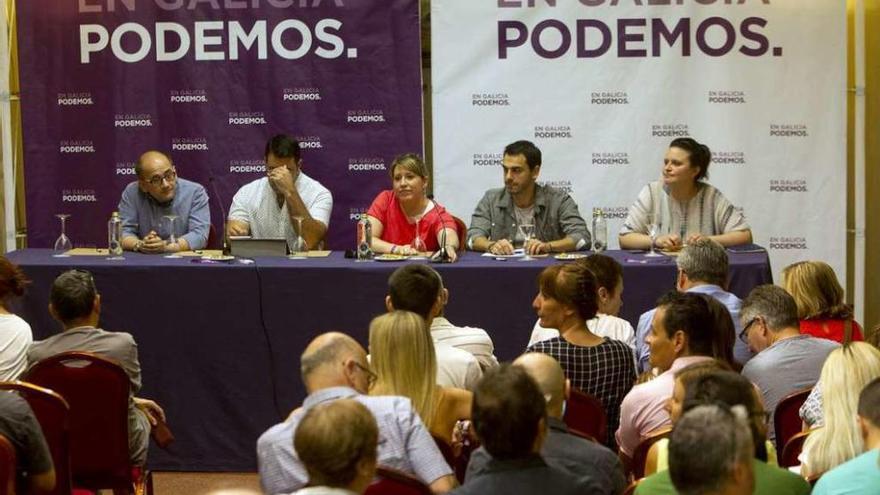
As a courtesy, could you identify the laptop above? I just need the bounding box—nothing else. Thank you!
[229,237,288,257]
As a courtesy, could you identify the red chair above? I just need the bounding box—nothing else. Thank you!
[773,387,812,454]
[780,429,815,468]
[629,427,672,480]
[0,381,72,495]
[23,352,153,495]
[364,466,432,495]
[563,388,607,445]
[452,216,468,252]
[0,434,15,495]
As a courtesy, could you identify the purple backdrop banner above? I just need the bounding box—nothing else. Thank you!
[17,0,423,250]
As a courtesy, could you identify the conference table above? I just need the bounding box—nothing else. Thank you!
[5,248,772,471]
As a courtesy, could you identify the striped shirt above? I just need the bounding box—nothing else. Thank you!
[619,181,749,239]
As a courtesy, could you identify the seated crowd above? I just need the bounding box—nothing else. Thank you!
[1,237,878,494]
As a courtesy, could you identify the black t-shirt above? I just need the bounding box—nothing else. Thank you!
[0,392,54,490]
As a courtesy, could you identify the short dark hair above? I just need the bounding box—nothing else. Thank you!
[858,376,880,427]
[387,265,441,320]
[741,285,800,332]
[0,256,29,300]
[656,291,715,357]
[264,134,301,162]
[50,270,97,324]
[503,140,542,170]
[538,263,599,321]
[472,364,546,460]
[578,254,622,293]
[669,137,711,181]
[294,399,378,488]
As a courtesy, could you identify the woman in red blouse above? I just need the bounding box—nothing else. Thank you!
[782,260,863,343]
[366,153,460,261]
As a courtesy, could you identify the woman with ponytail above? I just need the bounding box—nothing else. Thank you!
[619,137,753,250]
[0,256,32,380]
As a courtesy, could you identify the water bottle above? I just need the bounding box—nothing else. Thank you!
[592,208,607,253]
[108,211,123,257]
[356,214,374,261]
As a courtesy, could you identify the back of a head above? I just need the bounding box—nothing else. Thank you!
[513,352,565,411]
[387,265,441,320]
[264,134,301,161]
[294,399,378,489]
[50,270,97,324]
[656,291,715,357]
[677,239,729,287]
[368,311,437,424]
[740,284,800,332]
[858,376,880,428]
[472,363,546,460]
[699,295,738,369]
[578,254,623,293]
[669,404,753,495]
[299,332,363,385]
[503,140,542,169]
[0,256,29,301]
[782,260,850,320]
[538,263,599,322]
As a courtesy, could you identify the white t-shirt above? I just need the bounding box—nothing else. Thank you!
[434,342,482,391]
[0,313,33,381]
[528,313,636,350]
[228,173,333,250]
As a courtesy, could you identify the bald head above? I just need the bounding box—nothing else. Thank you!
[136,150,172,178]
[300,332,367,392]
[514,353,566,416]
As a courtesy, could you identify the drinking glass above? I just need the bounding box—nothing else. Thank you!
[163,215,181,258]
[411,217,428,259]
[518,223,536,261]
[53,214,73,257]
[289,216,308,259]
[645,213,663,257]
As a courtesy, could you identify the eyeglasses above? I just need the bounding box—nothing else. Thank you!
[145,168,177,186]
[352,361,377,387]
[738,317,759,344]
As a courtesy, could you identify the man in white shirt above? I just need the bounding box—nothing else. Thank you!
[430,273,498,371]
[227,134,333,250]
[386,265,482,390]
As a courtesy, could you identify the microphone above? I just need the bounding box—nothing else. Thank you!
[431,219,452,263]
[207,175,229,254]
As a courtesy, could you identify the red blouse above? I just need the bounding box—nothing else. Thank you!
[367,190,456,251]
[799,319,864,343]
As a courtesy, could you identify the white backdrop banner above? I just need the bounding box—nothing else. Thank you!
[432,0,846,285]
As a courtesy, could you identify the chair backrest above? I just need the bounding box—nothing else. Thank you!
[0,434,15,495]
[780,429,814,468]
[452,216,467,251]
[23,352,133,489]
[563,388,607,446]
[0,381,72,495]
[431,434,477,484]
[630,427,672,480]
[364,466,432,495]
[773,387,812,454]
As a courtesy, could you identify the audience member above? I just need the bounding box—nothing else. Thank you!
[118,150,210,253]
[257,332,456,495]
[0,256,32,381]
[635,239,750,371]
[27,269,165,465]
[739,285,838,441]
[466,353,625,495]
[800,340,880,429]
[450,364,583,495]
[0,391,55,493]
[369,311,472,443]
[529,254,636,351]
[701,295,739,371]
[429,271,497,371]
[467,140,590,255]
[801,343,880,477]
[526,263,636,447]
[386,265,481,389]
[667,405,755,495]
[639,370,809,495]
[228,134,333,250]
[616,291,715,459]
[782,260,864,343]
[812,377,880,494]
[367,153,459,260]
[292,399,378,495]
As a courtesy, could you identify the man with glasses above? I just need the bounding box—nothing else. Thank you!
[257,332,457,495]
[739,285,838,442]
[119,150,211,253]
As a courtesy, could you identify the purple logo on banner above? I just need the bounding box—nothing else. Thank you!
[17,0,422,250]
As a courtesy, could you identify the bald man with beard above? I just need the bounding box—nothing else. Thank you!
[257,332,457,495]
[465,353,625,495]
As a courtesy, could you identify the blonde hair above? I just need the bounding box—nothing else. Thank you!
[802,342,880,475]
[369,311,437,425]
[389,153,429,180]
[782,261,851,320]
